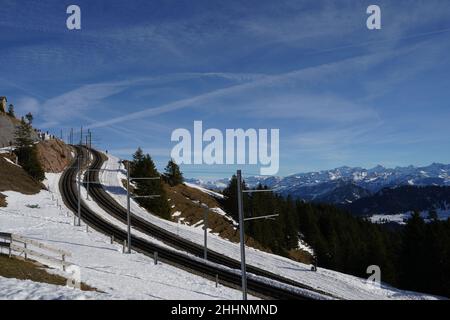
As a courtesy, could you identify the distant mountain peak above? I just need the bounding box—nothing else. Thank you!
[187,162,450,205]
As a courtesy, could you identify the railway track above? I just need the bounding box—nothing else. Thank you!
[83,148,334,295]
[84,147,335,298]
[59,146,324,299]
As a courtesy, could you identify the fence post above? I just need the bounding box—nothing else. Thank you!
[216,274,219,288]
[123,240,127,254]
[6,234,72,272]
[86,225,89,233]
[154,251,158,265]
[111,235,114,244]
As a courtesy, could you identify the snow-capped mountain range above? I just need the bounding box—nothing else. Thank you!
[186,163,450,204]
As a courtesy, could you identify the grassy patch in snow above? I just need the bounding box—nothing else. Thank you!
[0,254,97,292]
[165,183,269,251]
[0,157,43,194]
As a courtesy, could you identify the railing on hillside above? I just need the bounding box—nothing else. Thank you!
[0,232,72,271]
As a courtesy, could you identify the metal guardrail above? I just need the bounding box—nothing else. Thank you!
[0,233,72,271]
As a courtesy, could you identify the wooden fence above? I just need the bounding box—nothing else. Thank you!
[0,232,72,271]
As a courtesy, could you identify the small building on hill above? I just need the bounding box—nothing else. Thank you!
[0,96,6,113]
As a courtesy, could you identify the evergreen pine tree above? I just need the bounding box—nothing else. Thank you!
[13,117,44,181]
[14,117,33,147]
[133,147,144,163]
[428,209,438,221]
[247,184,275,249]
[400,211,427,291]
[130,149,171,220]
[217,176,450,297]
[221,175,249,222]
[222,175,239,221]
[163,159,183,186]
[7,104,15,118]
[282,195,299,250]
[25,112,33,124]
[15,146,45,181]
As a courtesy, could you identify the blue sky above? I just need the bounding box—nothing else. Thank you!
[1,0,450,178]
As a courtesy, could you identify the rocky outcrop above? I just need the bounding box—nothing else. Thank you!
[36,140,74,173]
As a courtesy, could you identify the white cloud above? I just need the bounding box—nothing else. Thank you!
[85,51,391,129]
[37,72,265,127]
[15,96,40,115]
[108,147,170,158]
[39,83,127,125]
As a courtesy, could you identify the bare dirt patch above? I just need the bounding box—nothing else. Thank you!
[0,254,96,291]
[36,140,74,173]
[1,152,17,163]
[165,183,268,252]
[0,157,43,194]
[288,248,313,264]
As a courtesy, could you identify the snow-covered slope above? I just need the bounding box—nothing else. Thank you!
[97,153,441,300]
[0,173,251,300]
[0,276,105,300]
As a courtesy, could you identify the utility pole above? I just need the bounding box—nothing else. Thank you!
[202,203,208,260]
[88,130,92,149]
[80,126,83,146]
[236,170,247,300]
[86,163,90,201]
[236,170,279,301]
[77,156,81,226]
[126,162,131,254]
